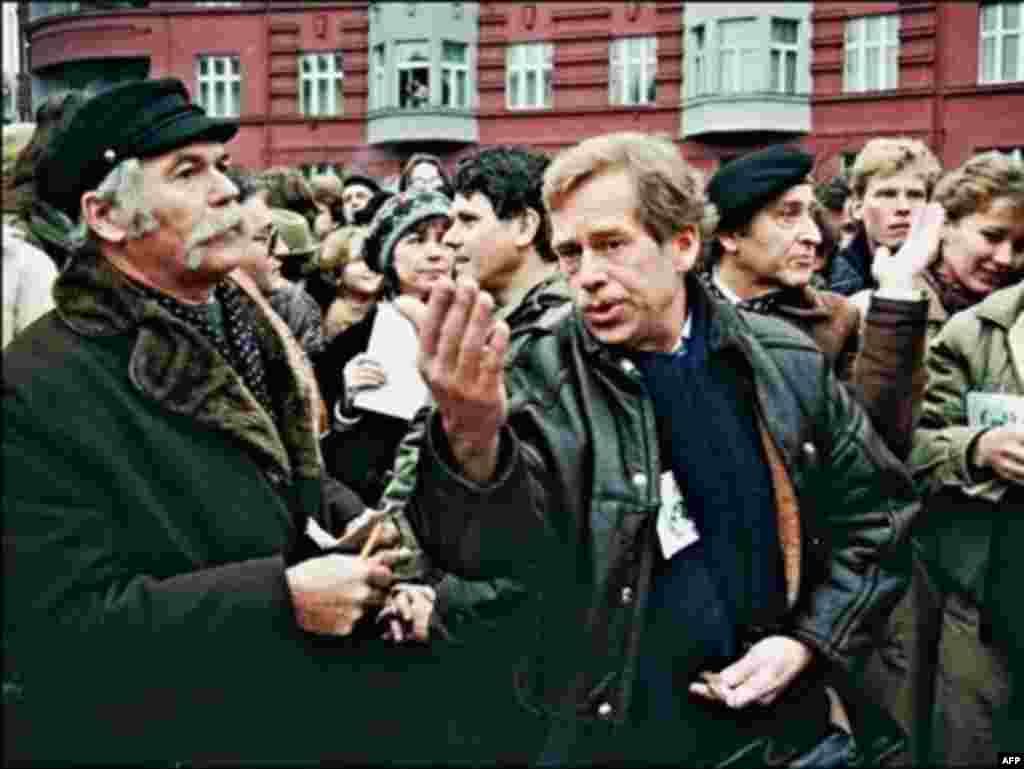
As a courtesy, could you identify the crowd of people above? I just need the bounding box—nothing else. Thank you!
[2,77,1023,766]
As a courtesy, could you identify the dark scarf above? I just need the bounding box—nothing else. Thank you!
[628,282,784,733]
[923,264,990,316]
[128,279,277,419]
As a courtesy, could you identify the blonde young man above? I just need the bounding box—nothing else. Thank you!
[396,132,917,765]
[831,137,942,296]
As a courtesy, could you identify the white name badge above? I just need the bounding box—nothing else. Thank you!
[657,471,700,559]
[966,392,1024,429]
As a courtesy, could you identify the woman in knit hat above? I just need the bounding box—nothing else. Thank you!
[316,188,452,506]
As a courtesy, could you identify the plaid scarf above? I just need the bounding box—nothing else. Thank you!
[923,265,989,316]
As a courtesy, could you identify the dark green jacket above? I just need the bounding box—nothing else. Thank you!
[2,254,365,761]
[407,278,917,729]
[909,281,1024,604]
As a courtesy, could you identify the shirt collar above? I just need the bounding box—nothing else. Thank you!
[711,265,744,305]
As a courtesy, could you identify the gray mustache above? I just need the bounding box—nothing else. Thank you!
[185,208,243,251]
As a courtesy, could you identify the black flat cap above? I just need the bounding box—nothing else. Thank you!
[38,78,238,220]
[342,174,381,194]
[707,145,814,233]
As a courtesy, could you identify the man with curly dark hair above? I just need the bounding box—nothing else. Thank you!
[445,145,567,325]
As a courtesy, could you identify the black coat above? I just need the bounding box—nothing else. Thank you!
[1,255,385,763]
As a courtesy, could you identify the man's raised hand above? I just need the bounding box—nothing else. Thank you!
[395,276,510,484]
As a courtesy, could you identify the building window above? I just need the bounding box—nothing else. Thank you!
[844,15,900,92]
[396,40,430,108]
[688,25,707,97]
[441,41,470,109]
[196,55,241,118]
[980,2,1023,84]
[299,52,343,117]
[28,2,82,21]
[506,42,553,109]
[977,145,1024,163]
[770,19,800,94]
[609,36,657,106]
[370,44,386,110]
[718,18,759,94]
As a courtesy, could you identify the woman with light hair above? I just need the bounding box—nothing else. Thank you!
[900,150,1024,766]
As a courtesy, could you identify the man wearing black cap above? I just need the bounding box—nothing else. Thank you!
[2,78,411,763]
[341,173,382,225]
[704,144,936,461]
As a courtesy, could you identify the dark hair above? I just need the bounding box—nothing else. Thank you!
[224,165,268,203]
[399,153,453,197]
[256,166,319,224]
[815,175,850,212]
[451,145,555,262]
[3,90,88,220]
[351,189,395,227]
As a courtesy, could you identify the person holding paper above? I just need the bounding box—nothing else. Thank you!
[320,188,453,507]
[887,150,1024,767]
[909,274,1024,764]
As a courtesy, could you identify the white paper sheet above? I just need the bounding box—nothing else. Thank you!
[966,392,1024,428]
[354,301,429,421]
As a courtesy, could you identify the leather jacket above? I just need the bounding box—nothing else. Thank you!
[408,278,917,729]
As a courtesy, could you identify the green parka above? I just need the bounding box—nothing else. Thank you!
[909,281,1024,603]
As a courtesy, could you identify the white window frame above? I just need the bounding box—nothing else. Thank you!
[299,51,344,117]
[440,41,470,109]
[717,18,759,94]
[980,2,1023,84]
[843,15,900,93]
[609,36,657,106]
[196,54,241,118]
[506,42,553,109]
[370,43,386,110]
[688,24,708,97]
[769,18,800,94]
[396,40,431,109]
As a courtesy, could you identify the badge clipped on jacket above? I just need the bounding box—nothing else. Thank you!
[657,471,700,559]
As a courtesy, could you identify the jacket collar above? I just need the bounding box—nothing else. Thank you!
[840,226,873,282]
[576,274,736,365]
[975,281,1024,387]
[53,253,323,483]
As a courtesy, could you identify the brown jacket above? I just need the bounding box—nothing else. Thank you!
[769,285,929,460]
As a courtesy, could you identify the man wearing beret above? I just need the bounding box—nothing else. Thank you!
[704,144,947,761]
[341,173,382,226]
[704,144,937,461]
[393,131,918,765]
[2,78,412,763]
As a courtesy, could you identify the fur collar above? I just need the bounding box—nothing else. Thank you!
[53,253,324,483]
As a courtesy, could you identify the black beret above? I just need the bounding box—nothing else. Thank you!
[342,174,381,194]
[707,145,814,233]
[38,78,238,220]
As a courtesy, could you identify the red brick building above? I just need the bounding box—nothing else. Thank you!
[810,1,1024,177]
[22,1,698,180]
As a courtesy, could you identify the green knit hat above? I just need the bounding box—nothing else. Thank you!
[362,189,451,277]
